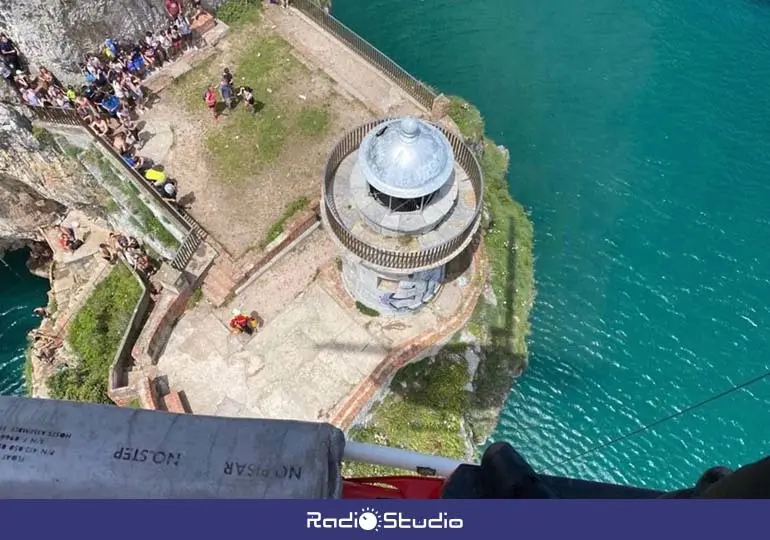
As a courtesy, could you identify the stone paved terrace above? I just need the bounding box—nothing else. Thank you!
[154,227,478,422]
[268,6,424,118]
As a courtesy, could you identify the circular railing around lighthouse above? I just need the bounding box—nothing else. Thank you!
[322,118,484,271]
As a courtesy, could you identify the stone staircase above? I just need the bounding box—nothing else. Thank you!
[201,254,244,307]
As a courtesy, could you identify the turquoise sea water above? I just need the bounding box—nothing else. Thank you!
[0,249,50,396]
[334,0,770,489]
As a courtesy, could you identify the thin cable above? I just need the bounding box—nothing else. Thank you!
[544,366,770,472]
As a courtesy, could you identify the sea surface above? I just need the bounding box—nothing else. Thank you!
[0,249,50,396]
[334,0,770,489]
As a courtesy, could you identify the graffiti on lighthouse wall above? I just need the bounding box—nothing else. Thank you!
[379,267,443,312]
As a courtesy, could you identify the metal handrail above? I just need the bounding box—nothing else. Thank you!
[291,0,437,110]
[170,227,203,271]
[29,106,203,238]
[322,118,483,271]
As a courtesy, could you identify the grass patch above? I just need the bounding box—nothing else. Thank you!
[215,0,262,26]
[355,301,379,318]
[264,196,309,245]
[173,32,335,182]
[126,398,142,408]
[187,287,204,309]
[447,96,485,141]
[24,347,34,397]
[297,106,331,137]
[343,352,469,478]
[48,264,143,404]
[32,126,55,146]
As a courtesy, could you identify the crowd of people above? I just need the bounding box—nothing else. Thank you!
[104,232,158,279]
[1,1,219,204]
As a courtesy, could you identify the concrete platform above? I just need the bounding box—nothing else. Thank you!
[138,118,174,165]
[156,282,388,422]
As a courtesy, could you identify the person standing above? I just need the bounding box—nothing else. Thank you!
[204,86,218,121]
[0,33,21,72]
[176,13,196,52]
[238,86,256,114]
[218,76,234,109]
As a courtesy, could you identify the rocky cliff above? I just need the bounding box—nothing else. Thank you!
[0,97,103,243]
[0,0,225,84]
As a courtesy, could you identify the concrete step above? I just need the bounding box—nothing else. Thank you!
[204,267,237,290]
[202,279,233,307]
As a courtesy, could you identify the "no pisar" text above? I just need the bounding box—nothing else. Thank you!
[224,462,302,480]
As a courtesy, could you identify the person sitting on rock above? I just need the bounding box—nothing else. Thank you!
[123,246,142,267]
[99,243,118,263]
[48,85,70,108]
[13,70,30,89]
[109,232,130,251]
[57,225,82,252]
[121,151,150,172]
[113,133,132,154]
[135,253,156,277]
[191,0,209,22]
[91,114,111,137]
[22,87,41,107]
[38,66,57,89]
[142,44,160,71]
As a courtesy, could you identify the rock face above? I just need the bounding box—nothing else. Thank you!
[0,99,103,242]
[0,0,225,84]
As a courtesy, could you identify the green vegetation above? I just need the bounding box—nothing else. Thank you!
[24,347,34,397]
[127,398,142,409]
[49,264,143,404]
[343,350,468,477]
[297,106,331,137]
[187,287,204,309]
[31,126,55,146]
[83,148,180,250]
[215,0,262,26]
[345,96,536,469]
[355,301,380,318]
[173,29,335,182]
[265,196,310,245]
[447,95,485,141]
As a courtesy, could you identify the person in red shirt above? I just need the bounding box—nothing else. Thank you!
[164,0,182,19]
[203,86,218,121]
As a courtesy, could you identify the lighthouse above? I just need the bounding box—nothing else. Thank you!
[321,116,483,316]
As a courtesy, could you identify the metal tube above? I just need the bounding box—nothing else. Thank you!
[343,441,470,477]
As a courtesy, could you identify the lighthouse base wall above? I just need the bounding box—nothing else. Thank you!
[340,255,444,317]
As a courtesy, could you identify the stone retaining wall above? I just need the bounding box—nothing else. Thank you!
[237,199,322,288]
[104,261,151,405]
[132,285,194,367]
